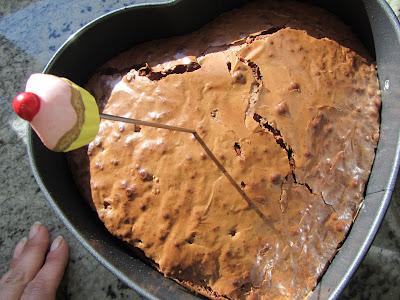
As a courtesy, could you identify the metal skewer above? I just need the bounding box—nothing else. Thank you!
[100,113,268,222]
[100,113,196,133]
[193,132,268,222]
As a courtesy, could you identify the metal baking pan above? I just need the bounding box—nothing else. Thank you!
[27,0,400,299]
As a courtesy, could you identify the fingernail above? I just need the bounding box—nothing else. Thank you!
[50,236,63,251]
[13,237,28,259]
[29,221,42,239]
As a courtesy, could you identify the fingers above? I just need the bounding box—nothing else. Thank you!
[0,224,69,300]
[0,222,49,300]
[21,236,69,300]
[12,237,28,264]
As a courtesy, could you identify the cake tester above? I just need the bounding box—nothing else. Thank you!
[12,73,195,152]
[12,73,268,221]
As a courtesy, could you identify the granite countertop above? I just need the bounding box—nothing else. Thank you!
[0,1,399,299]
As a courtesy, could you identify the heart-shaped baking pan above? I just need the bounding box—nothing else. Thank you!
[28,0,400,299]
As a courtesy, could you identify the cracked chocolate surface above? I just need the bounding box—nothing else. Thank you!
[68,1,380,299]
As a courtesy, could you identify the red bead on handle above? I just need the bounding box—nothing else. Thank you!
[12,92,41,121]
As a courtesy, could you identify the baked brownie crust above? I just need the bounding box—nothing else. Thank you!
[68,1,380,299]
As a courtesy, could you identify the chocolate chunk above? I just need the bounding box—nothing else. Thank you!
[276,101,289,115]
[138,169,153,181]
[125,186,136,200]
[232,71,247,84]
[95,161,104,170]
[270,174,281,185]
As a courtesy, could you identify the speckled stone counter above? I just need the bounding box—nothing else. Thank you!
[0,1,399,299]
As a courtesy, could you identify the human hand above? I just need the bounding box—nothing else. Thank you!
[0,222,69,300]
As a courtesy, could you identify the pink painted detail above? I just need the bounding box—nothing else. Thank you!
[25,73,77,149]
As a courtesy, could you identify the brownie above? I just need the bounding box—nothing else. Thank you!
[67,1,381,299]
